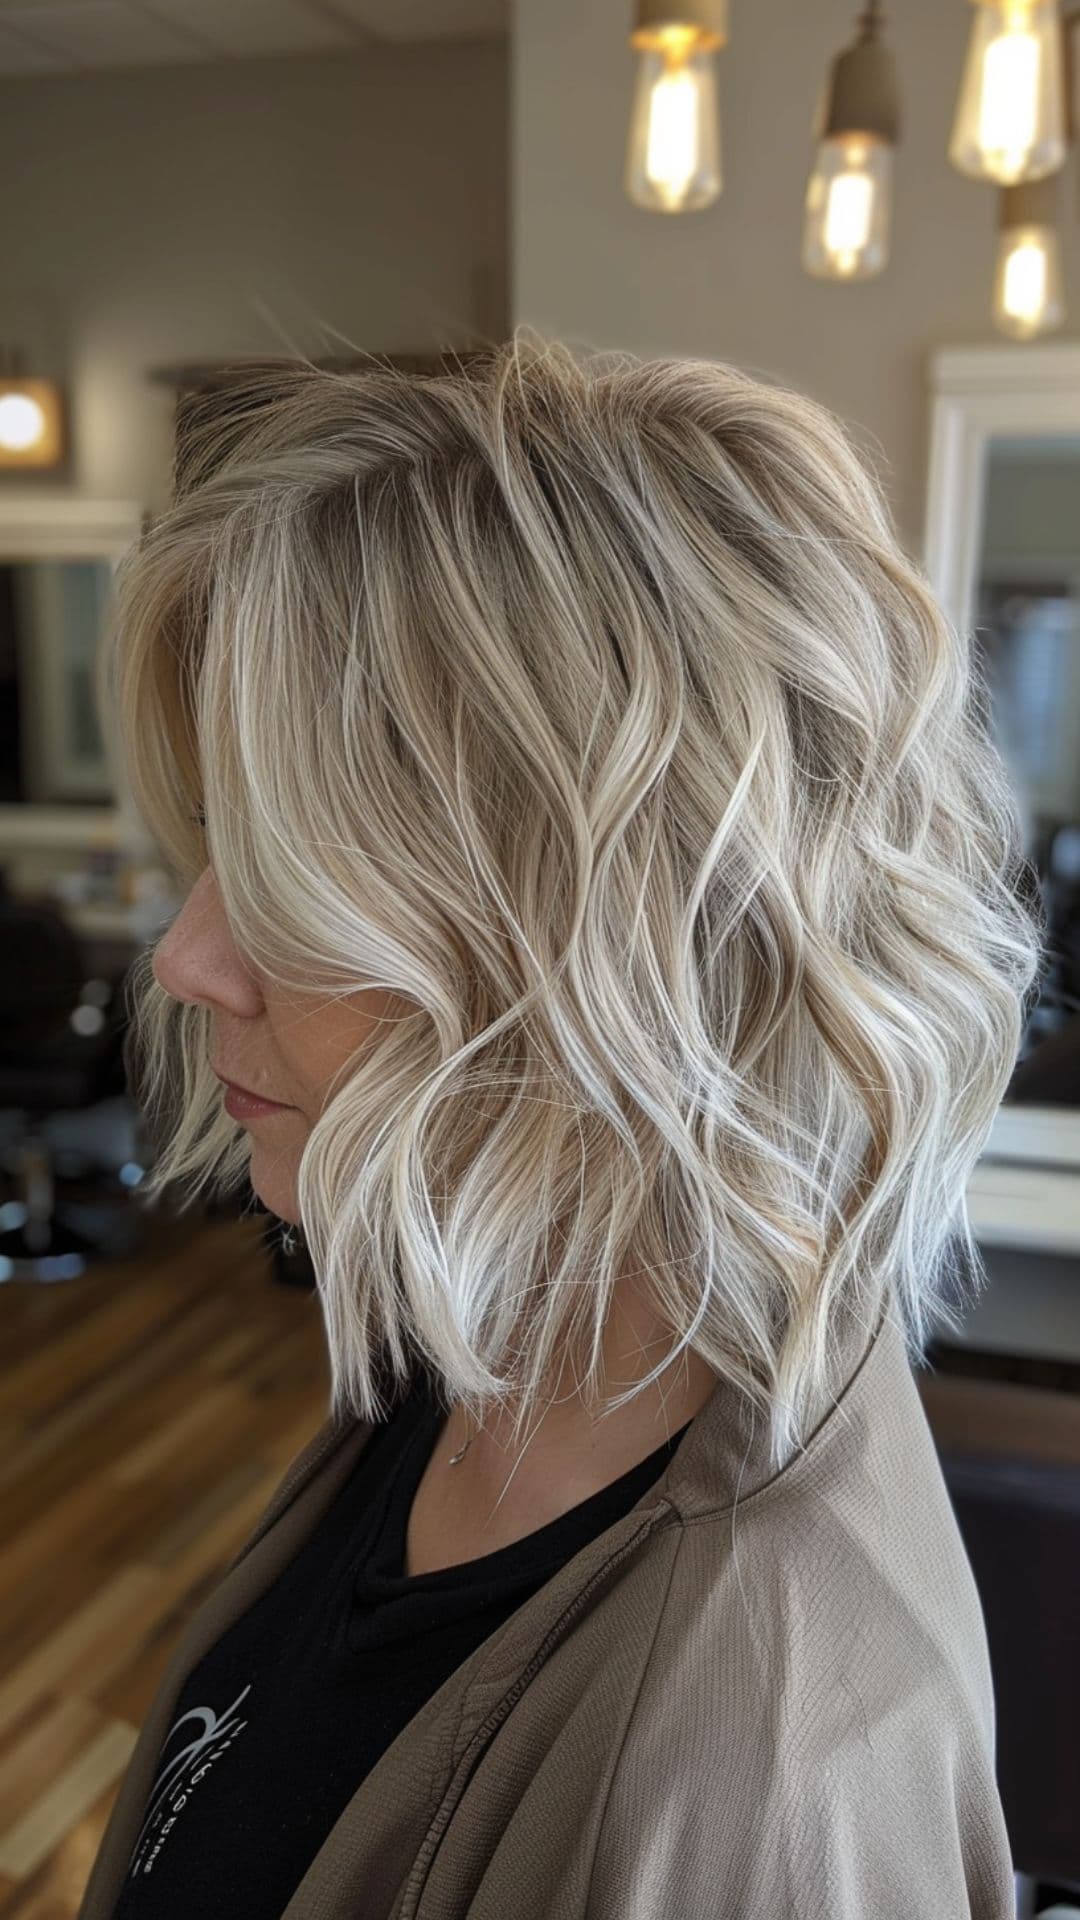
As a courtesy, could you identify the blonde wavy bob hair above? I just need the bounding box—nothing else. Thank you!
[106,330,1046,1474]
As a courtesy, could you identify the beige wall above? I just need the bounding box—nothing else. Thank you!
[0,40,508,514]
[3,10,1078,556]
[510,0,1080,560]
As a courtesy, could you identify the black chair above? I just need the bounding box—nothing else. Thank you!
[916,1360,1080,1917]
[0,881,141,1281]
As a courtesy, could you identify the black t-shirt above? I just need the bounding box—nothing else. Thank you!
[113,1370,692,1919]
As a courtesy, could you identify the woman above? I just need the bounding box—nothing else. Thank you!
[78,333,1043,1920]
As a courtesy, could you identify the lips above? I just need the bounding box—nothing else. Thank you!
[222,1082,291,1119]
[212,1066,285,1105]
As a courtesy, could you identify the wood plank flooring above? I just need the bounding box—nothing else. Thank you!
[0,1205,330,1918]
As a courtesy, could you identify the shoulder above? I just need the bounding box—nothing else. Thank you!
[583,1455,1013,1918]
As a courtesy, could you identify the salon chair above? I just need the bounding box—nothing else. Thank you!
[915,1359,1080,1918]
[0,881,140,1281]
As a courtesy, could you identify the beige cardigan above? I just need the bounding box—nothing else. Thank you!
[77,1294,1016,1919]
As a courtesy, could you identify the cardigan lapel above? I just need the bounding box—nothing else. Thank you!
[275,1502,677,1920]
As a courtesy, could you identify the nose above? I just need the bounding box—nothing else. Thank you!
[152,866,263,1017]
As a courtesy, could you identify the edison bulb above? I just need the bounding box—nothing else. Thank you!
[802,136,893,279]
[993,222,1065,335]
[949,0,1066,183]
[625,42,721,211]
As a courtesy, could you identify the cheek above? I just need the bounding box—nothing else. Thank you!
[267,993,398,1116]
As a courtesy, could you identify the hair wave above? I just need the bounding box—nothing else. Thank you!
[104,329,1047,1474]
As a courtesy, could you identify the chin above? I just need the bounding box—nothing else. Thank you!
[246,1154,301,1227]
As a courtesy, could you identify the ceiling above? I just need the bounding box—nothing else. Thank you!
[0,0,507,74]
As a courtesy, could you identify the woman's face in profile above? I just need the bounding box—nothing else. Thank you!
[152,865,403,1224]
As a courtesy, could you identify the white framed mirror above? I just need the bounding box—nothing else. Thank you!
[0,492,147,848]
[0,492,182,948]
[924,344,1080,1255]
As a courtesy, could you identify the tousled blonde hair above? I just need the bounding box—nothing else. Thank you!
[106,330,1046,1473]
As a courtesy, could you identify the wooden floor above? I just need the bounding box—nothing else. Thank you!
[0,1203,330,1918]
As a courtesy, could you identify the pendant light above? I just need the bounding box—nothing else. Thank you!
[990,15,1071,336]
[802,0,901,280]
[0,349,64,470]
[949,0,1067,184]
[624,0,728,213]
[992,172,1066,333]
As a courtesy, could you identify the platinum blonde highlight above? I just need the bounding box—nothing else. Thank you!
[106,330,1046,1474]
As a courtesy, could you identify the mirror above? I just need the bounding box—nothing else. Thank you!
[974,435,1080,1057]
[0,495,175,944]
[0,494,145,851]
[925,344,1080,1251]
[0,557,115,806]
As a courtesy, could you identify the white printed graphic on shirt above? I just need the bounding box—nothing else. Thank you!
[126,1683,252,1880]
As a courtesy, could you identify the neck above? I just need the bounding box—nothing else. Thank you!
[411,1275,719,1565]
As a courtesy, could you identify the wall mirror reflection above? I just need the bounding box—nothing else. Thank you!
[975,435,1080,1060]
[0,556,115,806]
[0,497,163,952]
[925,345,1080,1278]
